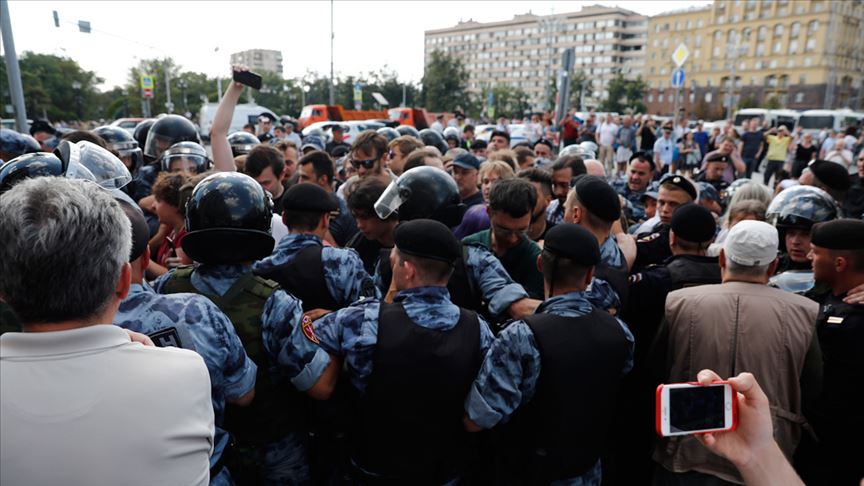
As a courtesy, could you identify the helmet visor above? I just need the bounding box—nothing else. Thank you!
[117,146,144,174]
[144,132,176,160]
[67,141,132,189]
[374,180,404,220]
[162,153,208,174]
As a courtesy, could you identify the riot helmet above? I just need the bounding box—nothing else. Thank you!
[375,165,466,227]
[54,140,133,190]
[767,185,838,230]
[227,131,260,157]
[559,143,595,160]
[395,125,421,140]
[143,114,201,161]
[132,119,156,151]
[376,127,400,143]
[418,128,448,154]
[0,152,66,194]
[182,172,275,264]
[1,128,30,161]
[442,126,461,145]
[93,126,144,175]
[160,141,211,174]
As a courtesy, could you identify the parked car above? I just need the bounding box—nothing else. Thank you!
[109,118,146,134]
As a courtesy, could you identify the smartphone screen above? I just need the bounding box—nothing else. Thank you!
[232,70,262,90]
[669,385,725,433]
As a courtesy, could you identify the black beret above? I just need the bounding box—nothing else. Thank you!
[282,183,339,213]
[394,219,461,264]
[811,219,864,250]
[471,139,488,150]
[118,199,150,262]
[706,153,731,164]
[543,223,600,266]
[574,175,621,222]
[660,174,698,201]
[809,160,852,192]
[671,203,717,243]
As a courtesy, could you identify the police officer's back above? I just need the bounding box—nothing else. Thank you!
[309,220,494,483]
[464,224,634,485]
[809,219,864,485]
[253,183,377,312]
[113,201,256,485]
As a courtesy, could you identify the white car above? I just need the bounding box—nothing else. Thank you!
[301,120,384,144]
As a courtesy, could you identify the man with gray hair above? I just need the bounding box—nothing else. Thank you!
[651,220,820,484]
[0,178,215,486]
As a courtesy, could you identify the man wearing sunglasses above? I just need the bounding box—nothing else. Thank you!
[337,131,396,202]
[256,113,276,143]
[463,179,544,299]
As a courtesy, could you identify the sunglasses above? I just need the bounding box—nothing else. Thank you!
[353,157,379,169]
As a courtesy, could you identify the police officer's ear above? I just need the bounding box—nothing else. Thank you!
[669,230,677,252]
[115,262,132,302]
[536,254,542,273]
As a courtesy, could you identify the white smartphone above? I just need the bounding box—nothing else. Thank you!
[655,382,737,437]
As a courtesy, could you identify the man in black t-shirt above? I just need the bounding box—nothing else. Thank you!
[739,118,765,178]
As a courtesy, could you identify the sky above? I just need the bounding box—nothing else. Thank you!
[4,0,712,91]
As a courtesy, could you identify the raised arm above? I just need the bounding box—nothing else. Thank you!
[210,66,247,172]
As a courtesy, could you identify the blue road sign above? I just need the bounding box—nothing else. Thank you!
[671,68,685,88]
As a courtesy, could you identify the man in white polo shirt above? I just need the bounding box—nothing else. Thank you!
[0,177,214,486]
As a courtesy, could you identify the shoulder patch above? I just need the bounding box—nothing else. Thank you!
[301,315,320,344]
[826,316,844,325]
[629,273,643,284]
[638,232,660,243]
[148,327,183,348]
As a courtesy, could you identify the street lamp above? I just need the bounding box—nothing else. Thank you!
[725,38,749,121]
[71,80,82,121]
[177,78,188,112]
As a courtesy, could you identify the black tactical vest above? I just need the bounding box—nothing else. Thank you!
[253,244,340,311]
[352,302,482,483]
[163,267,305,445]
[499,310,630,483]
[594,254,630,306]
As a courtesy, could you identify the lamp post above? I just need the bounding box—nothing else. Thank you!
[177,78,188,112]
[724,37,748,121]
[71,80,82,121]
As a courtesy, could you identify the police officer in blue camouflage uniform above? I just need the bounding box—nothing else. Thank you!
[135,115,202,202]
[254,183,377,312]
[631,174,698,272]
[305,219,494,483]
[611,152,655,224]
[154,172,332,485]
[464,223,634,485]
[113,200,256,486]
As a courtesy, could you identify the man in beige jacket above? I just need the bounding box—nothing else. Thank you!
[652,220,820,485]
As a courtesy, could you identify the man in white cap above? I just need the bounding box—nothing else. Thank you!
[650,220,821,485]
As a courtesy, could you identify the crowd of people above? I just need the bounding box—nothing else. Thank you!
[1,68,863,486]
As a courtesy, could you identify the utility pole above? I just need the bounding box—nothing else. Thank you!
[724,36,747,121]
[329,0,335,106]
[0,0,28,132]
[165,58,173,114]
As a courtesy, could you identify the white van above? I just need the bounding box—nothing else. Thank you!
[733,109,799,131]
[198,103,277,141]
[797,109,864,135]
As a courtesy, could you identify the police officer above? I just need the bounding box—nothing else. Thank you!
[306,219,494,483]
[374,166,538,320]
[160,141,212,174]
[253,182,377,312]
[154,172,332,485]
[564,175,629,307]
[136,114,202,202]
[631,174,698,271]
[228,131,261,157]
[93,125,145,176]
[809,219,864,485]
[695,152,732,195]
[463,223,634,485]
[113,200,256,486]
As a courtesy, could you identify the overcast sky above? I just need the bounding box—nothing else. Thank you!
[5,1,711,90]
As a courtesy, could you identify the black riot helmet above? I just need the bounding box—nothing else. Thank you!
[132,119,156,151]
[418,128,448,155]
[767,185,838,231]
[143,114,201,161]
[227,131,261,157]
[0,152,65,194]
[182,172,275,265]
[395,125,421,140]
[375,165,466,227]
[93,125,144,175]
[376,127,400,143]
[442,126,461,144]
[160,141,212,174]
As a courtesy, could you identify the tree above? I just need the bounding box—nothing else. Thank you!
[764,95,782,109]
[600,74,647,113]
[420,50,470,112]
[569,70,593,111]
[737,95,760,110]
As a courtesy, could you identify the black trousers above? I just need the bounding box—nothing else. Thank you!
[763,159,784,187]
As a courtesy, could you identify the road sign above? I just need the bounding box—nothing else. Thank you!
[671,68,685,88]
[140,74,154,90]
[142,88,153,99]
[672,43,690,67]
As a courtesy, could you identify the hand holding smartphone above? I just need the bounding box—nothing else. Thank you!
[656,382,738,437]
[232,69,262,90]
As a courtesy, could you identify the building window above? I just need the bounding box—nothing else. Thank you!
[788,40,798,54]
[713,46,722,57]
[658,93,664,102]
[728,29,737,43]
[765,75,777,88]
[769,59,778,68]
[756,43,766,56]
[757,26,767,41]
[742,27,752,40]
[714,30,722,41]
[790,22,800,38]
[803,57,812,67]
[648,93,654,103]
[774,24,784,37]
[807,20,819,34]
[689,92,696,103]
[705,92,713,102]
[717,15,725,24]
[805,38,816,52]
[795,92,804,103]
[773,41,782,54]
[799,74,806,84]
[695,35,702,47]
[698,19,704,28]
[779,75,789,88]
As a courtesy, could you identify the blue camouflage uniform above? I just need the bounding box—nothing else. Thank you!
[253,233,379,308]
[610,178,646,222]
[114,283,258,486]
[600,234,624,268]
[464,291,635,486]
[310,286,494,393]
[154,264,331,484]
[546,199,566,227]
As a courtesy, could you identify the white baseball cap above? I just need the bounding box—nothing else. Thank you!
[724,220,779,267]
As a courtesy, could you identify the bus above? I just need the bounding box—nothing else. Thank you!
[797,109,864,135]
[733,109,800,131]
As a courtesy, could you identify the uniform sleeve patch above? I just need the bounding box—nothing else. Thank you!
[826,316,844,325]
[301,314,320,344]
[148,327,183,348]
[638,232,660,243]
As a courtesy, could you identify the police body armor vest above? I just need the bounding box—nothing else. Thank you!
[594,255,630,306]
[163,266,304,445]
[352,302,481,483]
[665,255,721,290]
[816,298,864,423]
[253,244,340,312]
[499,310,630,483]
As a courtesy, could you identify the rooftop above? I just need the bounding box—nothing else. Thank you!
[425,5,643,35]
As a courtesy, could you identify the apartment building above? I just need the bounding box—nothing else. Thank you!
[229,49,284,76]
[424,5,648,111]
[644,0,864,118]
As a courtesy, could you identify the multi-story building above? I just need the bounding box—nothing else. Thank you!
[645,0,864,118]
[229,49,284,76]
[424,5,648,111]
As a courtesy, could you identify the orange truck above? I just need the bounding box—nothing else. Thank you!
[298,104,388,129]
[387,108,457,129]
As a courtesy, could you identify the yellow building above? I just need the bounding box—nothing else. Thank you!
[645,0,864,118]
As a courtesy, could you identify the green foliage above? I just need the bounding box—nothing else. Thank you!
[764,95,782,109]
[600,74,647,113]
[478,84,530,119]
[737,96,760,110]
[569,70,593,110]
[420,50,470,112]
